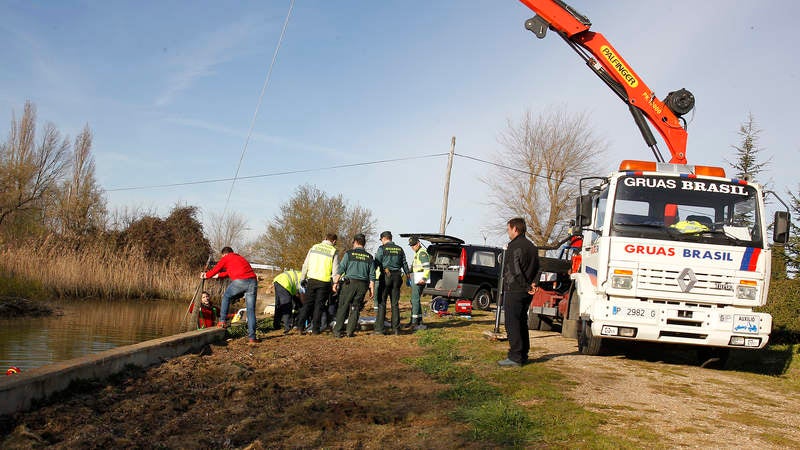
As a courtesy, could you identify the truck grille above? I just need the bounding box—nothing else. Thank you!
[636,267,734,298]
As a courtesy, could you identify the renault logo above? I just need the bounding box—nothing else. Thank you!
[677,268,698,292]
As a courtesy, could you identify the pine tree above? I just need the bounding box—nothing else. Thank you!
[728,112,769,182]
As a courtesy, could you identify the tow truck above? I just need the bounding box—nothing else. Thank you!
[516,0,791,363]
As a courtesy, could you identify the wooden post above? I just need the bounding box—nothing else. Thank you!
[439,136,456,234]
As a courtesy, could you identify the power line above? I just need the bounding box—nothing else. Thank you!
[106,153,448,192]
[106,150,593,193]
[222,0,295,220]
[453,152,582,187]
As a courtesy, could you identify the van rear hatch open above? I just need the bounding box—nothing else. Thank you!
[399,233,464,245]
[400,233,465,294]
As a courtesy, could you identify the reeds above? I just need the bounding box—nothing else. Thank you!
[0,238,198,300]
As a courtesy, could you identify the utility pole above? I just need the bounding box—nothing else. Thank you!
[439,136,456,234]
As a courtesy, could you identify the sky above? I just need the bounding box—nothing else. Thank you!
[1,0,798,258]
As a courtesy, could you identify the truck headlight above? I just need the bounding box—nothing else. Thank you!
[736,285,757,300]
[611,275,632,289]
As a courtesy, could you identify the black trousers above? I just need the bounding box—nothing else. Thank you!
[333,279,368,336]
[296,279,331,334]
[504,291,532,363]
[375,271,402,332]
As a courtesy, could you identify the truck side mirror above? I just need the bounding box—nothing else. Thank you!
[773,210,790,244]
[575,195,592,228]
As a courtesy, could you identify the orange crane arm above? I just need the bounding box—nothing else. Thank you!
[519,0,692,164]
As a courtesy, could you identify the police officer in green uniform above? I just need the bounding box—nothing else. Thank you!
[332,233,375,338]
[408,236,430,330]
[373,231,410,335]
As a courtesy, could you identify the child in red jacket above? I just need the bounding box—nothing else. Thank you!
[189,291,218,329]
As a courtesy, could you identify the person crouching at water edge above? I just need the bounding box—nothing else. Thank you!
[202,246,260,344]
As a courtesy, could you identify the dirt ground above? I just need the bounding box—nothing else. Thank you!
[2,306,799,449]
[526,331,800,448]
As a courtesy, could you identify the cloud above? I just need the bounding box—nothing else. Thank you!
[155,16,259,108]
[164,115,351,159]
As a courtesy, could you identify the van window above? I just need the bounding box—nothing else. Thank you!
[471,251,496,268]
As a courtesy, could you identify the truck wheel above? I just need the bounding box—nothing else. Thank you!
[527,308,542,330]
[473,289,492,311]
[561,285,579,338]
[578,321,603,355]
[538,316,553,331]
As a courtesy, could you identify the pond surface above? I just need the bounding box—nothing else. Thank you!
[0,298,190,372]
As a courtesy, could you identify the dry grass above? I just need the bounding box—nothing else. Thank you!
[0,240,197,300]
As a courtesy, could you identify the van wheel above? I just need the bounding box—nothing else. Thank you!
[578,320,603,355]
[473,289,492,311]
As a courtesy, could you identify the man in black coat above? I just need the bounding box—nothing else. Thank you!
[499,217,540,367]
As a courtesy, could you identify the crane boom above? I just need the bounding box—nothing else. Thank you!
[519,0,692,164]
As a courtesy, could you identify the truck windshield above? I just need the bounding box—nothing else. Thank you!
[610,175,762,247]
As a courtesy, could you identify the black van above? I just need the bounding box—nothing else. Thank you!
[400,233,503,310]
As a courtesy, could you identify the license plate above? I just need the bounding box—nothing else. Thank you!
[601,325,618,336]
[611,306,655,319]
[733,314,759,334]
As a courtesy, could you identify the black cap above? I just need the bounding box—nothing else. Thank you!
[408,236,419,246]
[380,231,392,239]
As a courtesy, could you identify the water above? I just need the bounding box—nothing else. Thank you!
[0,298,190,372]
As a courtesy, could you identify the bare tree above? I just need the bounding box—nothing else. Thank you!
[0,101,70,234]
[486,108,606,247]
[50,125,106,236]
[207,211,249,254]
[254,184,375,269]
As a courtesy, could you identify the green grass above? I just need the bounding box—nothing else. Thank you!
[225,318,274,339]
[407,328,646,448]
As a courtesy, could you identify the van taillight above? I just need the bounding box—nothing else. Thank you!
[459,248,466,281]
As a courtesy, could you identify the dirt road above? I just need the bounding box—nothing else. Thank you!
[525,330,800,448]
[1,310,798,448]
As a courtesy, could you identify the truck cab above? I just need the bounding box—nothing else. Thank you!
[570,160,790,355]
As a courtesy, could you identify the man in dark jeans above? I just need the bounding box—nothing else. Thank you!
[499,217,539,367]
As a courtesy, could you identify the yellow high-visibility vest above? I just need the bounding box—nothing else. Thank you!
[274,270,301,295]
[412,248,430,279]
[306,242,336,282]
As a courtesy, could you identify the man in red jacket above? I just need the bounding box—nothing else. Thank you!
[202,246,260,343]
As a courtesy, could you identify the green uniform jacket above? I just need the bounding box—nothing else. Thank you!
[338,247,375,281]
[373,241,410,281]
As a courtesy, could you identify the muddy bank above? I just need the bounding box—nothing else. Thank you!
[0,298,55,319]
[0,327,476,449]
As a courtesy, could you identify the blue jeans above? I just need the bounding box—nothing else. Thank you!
[220,277,258,339]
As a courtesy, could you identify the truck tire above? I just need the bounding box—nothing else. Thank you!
[527,308,542,330]
[538,316,553,331]
[561,286,579,338]
[473,288,492,311]
[578,320,603,355]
